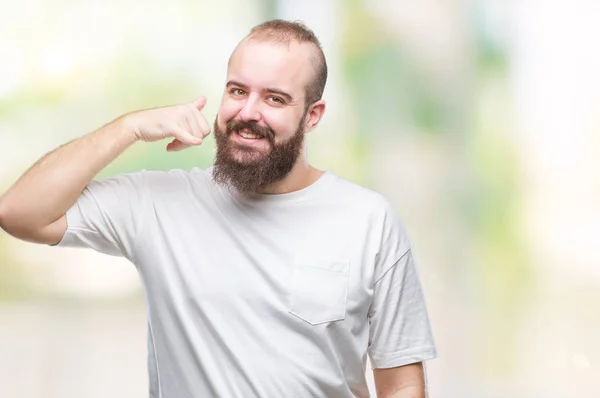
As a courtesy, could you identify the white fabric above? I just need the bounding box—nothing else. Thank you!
[57,167,437,398]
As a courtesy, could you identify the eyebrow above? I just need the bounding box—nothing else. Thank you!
[226,80,294,103]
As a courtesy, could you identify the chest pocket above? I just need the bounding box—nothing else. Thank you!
[288,260,350,325]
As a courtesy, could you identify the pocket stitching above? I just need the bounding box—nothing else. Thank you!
[288,260,350,325]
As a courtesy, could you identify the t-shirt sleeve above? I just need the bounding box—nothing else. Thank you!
[55,171,149,260]
[367,202,437,369]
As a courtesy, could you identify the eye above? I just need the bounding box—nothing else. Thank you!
[267,96,284,104]
[230,88,246,96]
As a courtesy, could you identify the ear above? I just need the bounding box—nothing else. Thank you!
[303,100,326,133]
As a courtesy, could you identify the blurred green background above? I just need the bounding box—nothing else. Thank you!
[1,0,599,397]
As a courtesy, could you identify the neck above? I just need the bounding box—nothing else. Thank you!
[258,155,324,195]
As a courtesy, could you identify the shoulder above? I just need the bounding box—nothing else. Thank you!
[330,173,411,245]
[89,167,215,199]
[139,167,213,189]
[329,174,399,217]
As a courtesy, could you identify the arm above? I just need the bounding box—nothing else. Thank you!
[0,97,210,245]
[0,120,135,245]
[367,200,437,397]
[374,362,427,398]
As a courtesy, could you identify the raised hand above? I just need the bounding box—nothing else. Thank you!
[125,96,212,152]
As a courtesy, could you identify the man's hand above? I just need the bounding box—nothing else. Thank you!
[124,96,211,152]
[0,95,212,245]
[373,362,427,398]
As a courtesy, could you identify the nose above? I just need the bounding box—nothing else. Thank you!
[238,94,262,123]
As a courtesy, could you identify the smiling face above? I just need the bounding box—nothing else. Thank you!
[213,38,324,193]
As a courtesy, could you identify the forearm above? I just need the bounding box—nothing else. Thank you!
[384,385,425,398]
[0,116,135,235]
[374,363,427,398]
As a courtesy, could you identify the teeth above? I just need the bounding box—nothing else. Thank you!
[239,131,261,139]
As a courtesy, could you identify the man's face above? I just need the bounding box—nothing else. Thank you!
[212,39,315,192]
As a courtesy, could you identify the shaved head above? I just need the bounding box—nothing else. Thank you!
[232,19,328,109]
[214,20,329,194]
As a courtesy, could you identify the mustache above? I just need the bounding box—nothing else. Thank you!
[225,119,275,142]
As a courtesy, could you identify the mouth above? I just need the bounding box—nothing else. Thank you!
[233,129,270,146]
[236,128,263,140]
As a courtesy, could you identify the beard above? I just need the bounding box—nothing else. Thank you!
[212,115,306,194]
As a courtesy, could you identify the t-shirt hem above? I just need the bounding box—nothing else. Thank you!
[370,346,438,369]
[52,204,80,247]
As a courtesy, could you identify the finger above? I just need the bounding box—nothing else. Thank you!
[191,110,211,139]
[191,96,206,111]
[186,103,211,139]
[198,113,211,138]
[185,104,204,139]
[166,139,194,152]
[169,126,202,146]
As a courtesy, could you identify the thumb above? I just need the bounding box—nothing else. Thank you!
[191,96,207,111]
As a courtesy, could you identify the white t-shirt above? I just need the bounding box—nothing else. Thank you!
[57,167,437,398]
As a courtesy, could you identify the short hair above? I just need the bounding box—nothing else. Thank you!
[247,19,328,108]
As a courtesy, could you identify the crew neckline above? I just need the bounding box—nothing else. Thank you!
[206,167,336,204]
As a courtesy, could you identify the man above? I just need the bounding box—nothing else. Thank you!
[0,20,436,398]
